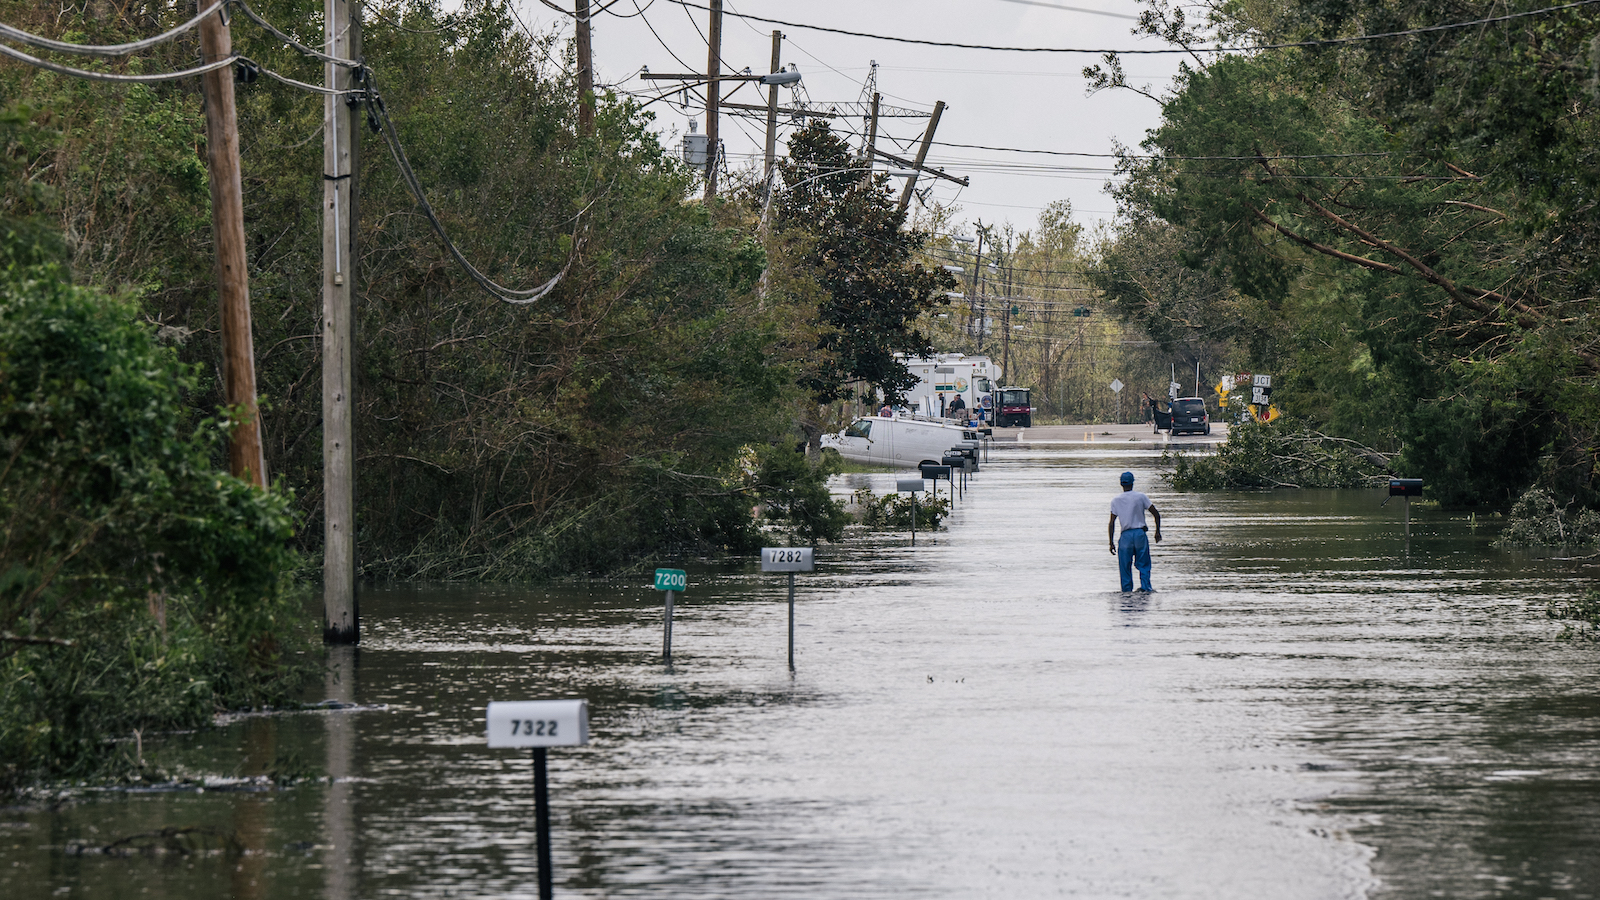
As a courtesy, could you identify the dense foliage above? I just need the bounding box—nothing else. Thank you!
[0,0,860,579]
[0,256,304,789]
[1093,0,1600,508]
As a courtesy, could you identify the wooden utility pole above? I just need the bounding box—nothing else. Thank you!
[1002,264,1013,381]
[967,223,985,344]
[761,30,782,192]
[575,0,594,136]
[323,0,361,644]
[897,100,945,218]
[703,0,722,200]
[198,1,266,489]
[864,92,880,162]
[860,92,880,187]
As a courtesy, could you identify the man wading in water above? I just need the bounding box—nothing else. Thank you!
[1108,471,1162,592]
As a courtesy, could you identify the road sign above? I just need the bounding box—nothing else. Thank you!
[1110,378,1124,393]
[761,547,814,572]
[654,568,687,591]
[486,700,590,748]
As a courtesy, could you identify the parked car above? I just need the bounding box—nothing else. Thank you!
[1169,397,1211,435]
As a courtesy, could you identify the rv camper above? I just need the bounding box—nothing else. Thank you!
[896,354,1001,420]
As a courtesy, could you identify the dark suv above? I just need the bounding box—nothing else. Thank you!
[1170,397,1211,435]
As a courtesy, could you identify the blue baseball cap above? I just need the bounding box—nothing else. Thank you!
[1120,471,1135,484]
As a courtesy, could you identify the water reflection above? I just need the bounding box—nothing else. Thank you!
[324,645,358,900]
[1114,590,1155,622]
[3,449,1599,899]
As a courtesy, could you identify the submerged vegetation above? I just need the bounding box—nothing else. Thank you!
[1163,419,1388,490]
[1494,489,1600,549]
[851,488,951,532]
[1547,591,1600,641]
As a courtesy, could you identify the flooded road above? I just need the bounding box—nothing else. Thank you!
[5,446,1600,899]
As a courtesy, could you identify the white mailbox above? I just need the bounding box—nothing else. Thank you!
[761,547,814,572]
[486,700,589,748]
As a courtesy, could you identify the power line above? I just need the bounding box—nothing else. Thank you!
[927,141,1403,161]
[235,0,358,67]
[363,71,579,304]
[0,40,238,83]
[8,3,580,305]
[663,0,1600,55]
[0,4,213,56]
[991,0,1139,20]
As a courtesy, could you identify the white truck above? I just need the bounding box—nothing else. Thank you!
[894,353,1001,421]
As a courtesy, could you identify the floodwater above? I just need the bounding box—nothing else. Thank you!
[5,446,1600,899]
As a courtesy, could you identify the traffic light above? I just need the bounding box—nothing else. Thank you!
[1072,306,1092,317]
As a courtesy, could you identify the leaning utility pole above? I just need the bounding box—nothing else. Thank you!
[575,0,594,136]
[323,0,361,644]
[198,0,266,489]
[896,99,945,218]
[761,29,782,192]
[859,91,880,187]
[703,0,722,200]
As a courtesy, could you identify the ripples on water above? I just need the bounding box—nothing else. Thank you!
[4,447,1599,899]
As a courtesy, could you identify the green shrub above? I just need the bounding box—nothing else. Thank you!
[850,487,950,531]
[753,444,850,545]
[0,265,306,791]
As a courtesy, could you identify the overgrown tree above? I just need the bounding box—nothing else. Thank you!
[775,120,954,407]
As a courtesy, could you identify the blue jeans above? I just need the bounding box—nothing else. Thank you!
[1117,528,1153,592]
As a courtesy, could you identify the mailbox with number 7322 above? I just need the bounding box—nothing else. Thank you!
[486,699,590,748]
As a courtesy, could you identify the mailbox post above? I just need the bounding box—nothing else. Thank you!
[762,547,814,670]
[654,568,687,666]
[486,699,590,900]
[1389,478,1423,553]
[919,462,951,503]
[942,454,967,499]
[897,478,926,546]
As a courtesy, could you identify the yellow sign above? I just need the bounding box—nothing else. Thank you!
[1248,404,1280,423]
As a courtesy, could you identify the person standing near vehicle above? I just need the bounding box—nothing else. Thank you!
[1108,471,1162,592]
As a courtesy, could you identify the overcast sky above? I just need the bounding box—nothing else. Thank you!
[509,0,1187,237]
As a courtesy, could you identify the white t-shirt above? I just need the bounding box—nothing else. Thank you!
[1110,490,1153,531]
